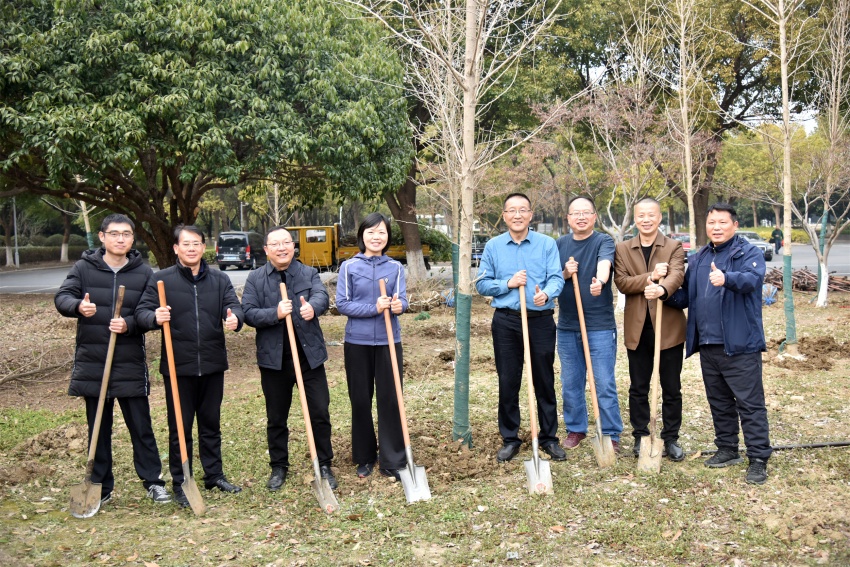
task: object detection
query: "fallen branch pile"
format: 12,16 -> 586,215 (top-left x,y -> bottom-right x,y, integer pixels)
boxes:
765,268 -> 850,292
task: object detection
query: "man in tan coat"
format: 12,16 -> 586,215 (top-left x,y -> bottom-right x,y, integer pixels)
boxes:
614,198 -> 687,460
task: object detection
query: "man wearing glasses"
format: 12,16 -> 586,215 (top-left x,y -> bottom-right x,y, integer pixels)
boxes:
137,225 -> 244,507
476,193 -> 566,463
55,214 -> 171,506
241,226 -> 337,492
557,196 -> 624,453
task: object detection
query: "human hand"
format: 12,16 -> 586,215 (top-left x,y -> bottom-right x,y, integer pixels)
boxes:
709,262 -> 725,287
155,305 -> 171,324
277,298 -> 293,319
508,270 -> 527,289
224,308 -> 238,331
590,277 -> 603,296
376,293 -> 392,313
299,296 -> 315,321
563,259 -> 578,277
651,262 -> 668,281
644,276 -> 664,300
78,293 -> 96,317
109,317 -> 127,334
532,284 -> 547,307
390,293 -> 403,314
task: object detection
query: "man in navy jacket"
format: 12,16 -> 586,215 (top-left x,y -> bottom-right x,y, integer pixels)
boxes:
241,226 -> 336,492
666,203 -> 771,485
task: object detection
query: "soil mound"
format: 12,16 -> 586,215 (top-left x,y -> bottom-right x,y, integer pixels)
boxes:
768,336 -> 850,371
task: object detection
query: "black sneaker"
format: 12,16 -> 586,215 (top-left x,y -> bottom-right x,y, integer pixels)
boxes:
173,486 -> 190,508
100,492 -> 112,505
146,485 -> 172,504
746,458 -> 768,485
705,447 -> 744,468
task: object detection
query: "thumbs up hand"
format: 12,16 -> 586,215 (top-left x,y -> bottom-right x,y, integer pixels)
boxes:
224,307 -> 239,331
709,261 -> 725,287
78,292 -> 96,317
532,284 -> 548,307
590,276 -> 603,296
299,296 -> 315,321
390,293 -> 404,315
644,275 -> 663,300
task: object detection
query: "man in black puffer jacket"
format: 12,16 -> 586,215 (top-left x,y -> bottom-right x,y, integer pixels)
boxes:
136,225 -> 244,507
55,214 -> 170,505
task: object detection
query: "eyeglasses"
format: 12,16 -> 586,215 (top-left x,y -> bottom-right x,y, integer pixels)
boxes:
104,231 -> 134,239
179,241 -> 204,249
266,241 -> 294,249
568,211 -> 596,218
504,208 -> 532,216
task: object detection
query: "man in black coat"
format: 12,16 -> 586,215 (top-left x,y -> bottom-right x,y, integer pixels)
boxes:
136,225 -> 244,507
241,226 -> 336,491
55,214 -> 170,505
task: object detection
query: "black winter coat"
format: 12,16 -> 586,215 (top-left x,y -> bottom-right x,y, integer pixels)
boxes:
242,260 -> 329,371
135,261 -> 244,377
54,248 -> 152,398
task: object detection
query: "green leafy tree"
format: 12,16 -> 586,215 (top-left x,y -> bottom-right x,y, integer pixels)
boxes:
0,0 -> 412,266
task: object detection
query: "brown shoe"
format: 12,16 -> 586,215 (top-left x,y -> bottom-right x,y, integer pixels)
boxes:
561,432 -> 586,449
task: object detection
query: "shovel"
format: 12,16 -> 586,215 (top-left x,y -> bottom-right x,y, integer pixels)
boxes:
637,279 -> 665,474
158,280 -> 206,516
570,260 -> 617,468
518,285 -> 554,495
70,285 -> 125,518
378,279 -> 431,503
280,283 -> 339,514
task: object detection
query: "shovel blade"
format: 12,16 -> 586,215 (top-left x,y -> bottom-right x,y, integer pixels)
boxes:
523,457 -> 553,495
590,433 -> 617,468
311,478 -> 340,514
69,479 -> 102,519
636,436 -> 664,474
181,461 -> 206,516
398,464 -> 431,503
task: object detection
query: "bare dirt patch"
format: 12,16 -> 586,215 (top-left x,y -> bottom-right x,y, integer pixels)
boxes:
767,335 -> 850,370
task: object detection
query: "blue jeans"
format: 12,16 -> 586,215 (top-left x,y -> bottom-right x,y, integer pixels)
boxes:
558,329 -> 623,441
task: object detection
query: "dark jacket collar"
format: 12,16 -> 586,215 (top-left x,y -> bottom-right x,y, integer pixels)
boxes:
82,247 -> 143,271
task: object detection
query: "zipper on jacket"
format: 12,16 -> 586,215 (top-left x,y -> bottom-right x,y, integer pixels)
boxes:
194,284 -> 202,376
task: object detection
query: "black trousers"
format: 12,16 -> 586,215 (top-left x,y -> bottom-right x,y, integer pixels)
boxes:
260,362 -> 333,469
626,318 -> 684,442
162,372 -> 225,486
344,342 -> 406,470
84,396 -> 164,496
699,345 -> 772,460
491,309 -> 559,447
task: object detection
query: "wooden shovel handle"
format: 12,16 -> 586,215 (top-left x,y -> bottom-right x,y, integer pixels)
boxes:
157,280 -> 191,465
569,258 -> 603,422
648,278 -> 665,427
85,285 -> 126,466
378,279 -> 411,447
518,285 -> 539,441
280,283 -> 321,463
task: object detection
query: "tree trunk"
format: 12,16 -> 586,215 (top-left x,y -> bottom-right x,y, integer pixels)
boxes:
0,210 -> 13,267
60,211 -> 71,262
773,204 -> 781,227
385,160 -> 427,281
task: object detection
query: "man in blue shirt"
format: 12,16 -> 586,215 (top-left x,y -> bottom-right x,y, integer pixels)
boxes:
557,196 -> 623,453
476,193 -> 566,463
666,203 -> 770,485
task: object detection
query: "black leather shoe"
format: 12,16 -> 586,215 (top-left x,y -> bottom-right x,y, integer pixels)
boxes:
541,442 -> 567,461
267,467 -> 287,491
664,440 -> 685,462
319,465 -> 338,490
633,438 -> 642,457
496,443 -> 521,463
206,477 -> 242,493
379,468 -> 401,481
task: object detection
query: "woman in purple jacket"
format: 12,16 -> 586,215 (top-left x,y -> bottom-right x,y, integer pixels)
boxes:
336,213 -> 409,479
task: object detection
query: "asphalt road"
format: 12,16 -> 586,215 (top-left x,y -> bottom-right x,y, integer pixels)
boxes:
1,242 -> 848,294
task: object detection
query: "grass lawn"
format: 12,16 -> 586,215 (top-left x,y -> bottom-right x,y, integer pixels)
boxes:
1,287 -> 848,566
